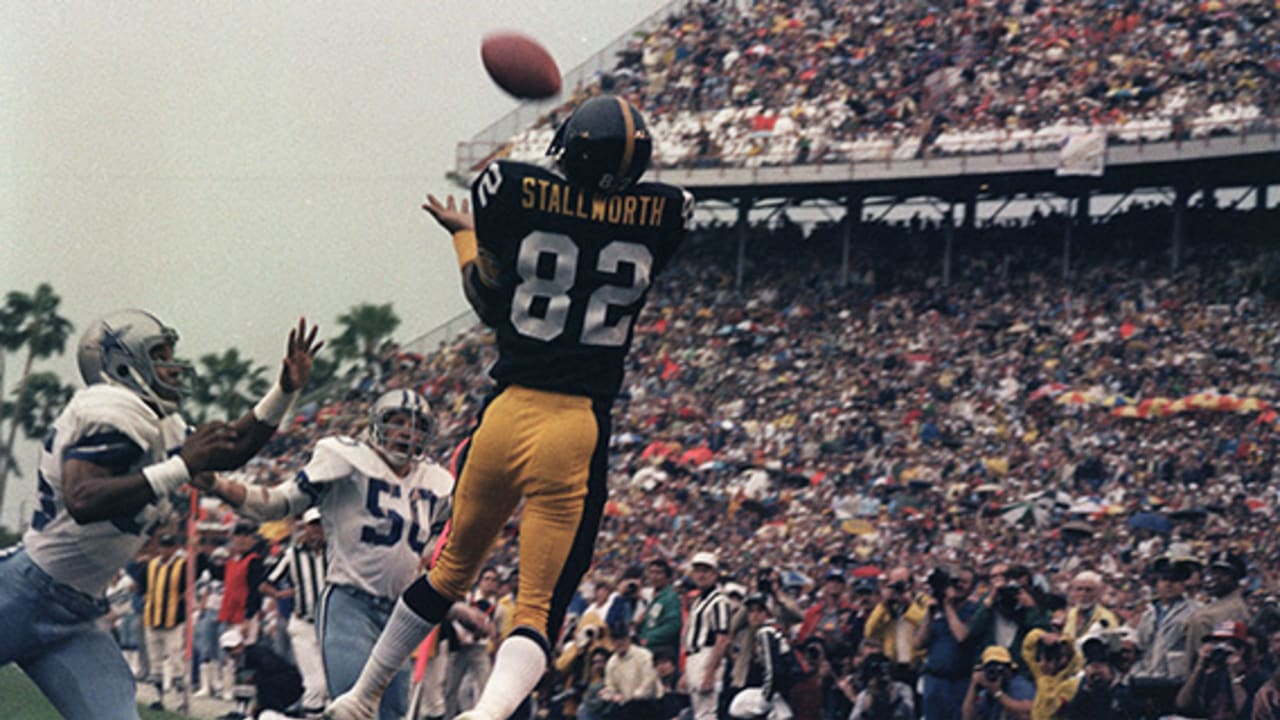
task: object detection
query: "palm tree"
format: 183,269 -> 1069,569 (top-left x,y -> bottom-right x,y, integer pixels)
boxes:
0,285 -> 74,519
3,372 -> 73,443
0,306 -> 24,435
191,348 -> 269,421
330,303 -> 400,374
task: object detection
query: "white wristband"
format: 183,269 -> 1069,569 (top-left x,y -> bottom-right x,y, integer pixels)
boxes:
253,381 -> 298,426
143,455 -> 191,497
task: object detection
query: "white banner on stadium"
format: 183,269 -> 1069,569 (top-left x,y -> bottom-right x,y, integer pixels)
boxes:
1056,131 -> 1107,177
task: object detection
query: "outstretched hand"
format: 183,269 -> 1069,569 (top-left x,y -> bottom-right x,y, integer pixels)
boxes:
423,194 -> 474,234
280,317 -> 323,393
180,423 -> 238,474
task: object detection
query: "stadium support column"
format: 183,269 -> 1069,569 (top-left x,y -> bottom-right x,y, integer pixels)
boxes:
1065,191 -> 1089,282
1062,207 -> 1072,283
1171,186 -> 1188,274
942,204 -> 956,288
735,195 -> 752,292
841,195 -> 862,288
1259,185 -> 1269,210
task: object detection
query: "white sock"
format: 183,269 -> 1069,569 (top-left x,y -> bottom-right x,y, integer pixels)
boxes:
471,634 -> 546,720
349,598 -> 435,700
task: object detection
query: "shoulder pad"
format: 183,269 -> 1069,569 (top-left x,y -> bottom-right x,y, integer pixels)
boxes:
304,436 -> 370,483
72,385 -> 164,450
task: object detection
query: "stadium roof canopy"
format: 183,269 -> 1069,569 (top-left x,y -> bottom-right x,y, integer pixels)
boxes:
647,130 -> 1280,206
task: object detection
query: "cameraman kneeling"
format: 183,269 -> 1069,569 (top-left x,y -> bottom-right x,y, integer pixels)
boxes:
1061,632 -> 1138,719
1176,620 -> 1257,719
962,646 -> 1033,720
842,652 -> 915,720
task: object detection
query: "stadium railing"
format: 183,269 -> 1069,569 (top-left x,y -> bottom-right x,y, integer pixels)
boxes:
455,114 -> 1278,184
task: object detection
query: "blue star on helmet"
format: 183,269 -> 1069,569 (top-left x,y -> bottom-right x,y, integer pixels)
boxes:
100,322 -> 136,358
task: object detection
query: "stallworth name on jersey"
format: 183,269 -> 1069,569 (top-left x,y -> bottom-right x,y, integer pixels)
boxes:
520,176 -> 667,228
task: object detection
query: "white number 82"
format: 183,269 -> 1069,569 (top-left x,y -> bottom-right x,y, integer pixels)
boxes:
510,231 -> 653,347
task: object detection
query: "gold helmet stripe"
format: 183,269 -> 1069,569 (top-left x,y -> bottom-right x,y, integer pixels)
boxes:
615,97 -> 636,186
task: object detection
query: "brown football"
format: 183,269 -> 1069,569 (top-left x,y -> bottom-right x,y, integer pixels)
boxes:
481,32 -> 562,100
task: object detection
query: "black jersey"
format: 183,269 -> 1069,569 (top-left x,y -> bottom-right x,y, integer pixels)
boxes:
468,160 -> 690,400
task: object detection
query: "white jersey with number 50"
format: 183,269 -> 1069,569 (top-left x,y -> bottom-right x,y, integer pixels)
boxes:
22,384 -> 187,597
295,436 -> 453,600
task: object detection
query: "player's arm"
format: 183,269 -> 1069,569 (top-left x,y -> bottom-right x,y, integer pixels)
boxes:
195,472 -> 312,522
195,438 -> 343,520
422,192 -> 505,327
62,421 -> 238,525
214,318 -> 323,469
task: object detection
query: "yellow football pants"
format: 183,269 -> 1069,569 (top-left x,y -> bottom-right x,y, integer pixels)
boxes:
428,385 -> 610,642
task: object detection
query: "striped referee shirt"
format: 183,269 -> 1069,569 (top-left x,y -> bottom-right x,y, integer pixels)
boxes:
142,554 -> 187,629
266,541 -> 328,623
684,586 -> 732,654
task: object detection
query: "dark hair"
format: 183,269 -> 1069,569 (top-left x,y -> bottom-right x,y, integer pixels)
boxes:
1005,565 -> 1032,582
647,558 -> 674,578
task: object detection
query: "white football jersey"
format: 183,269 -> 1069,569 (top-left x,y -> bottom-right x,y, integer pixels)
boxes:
23,384 -> 187,597
296,436 -> 453,599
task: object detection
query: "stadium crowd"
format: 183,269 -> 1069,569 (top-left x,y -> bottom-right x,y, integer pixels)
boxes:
97,198 -> 1280,720
495,0 -> 1277,167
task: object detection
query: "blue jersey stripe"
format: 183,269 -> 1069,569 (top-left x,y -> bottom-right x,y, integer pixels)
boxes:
64,430 -> 145,470
295,470 -> 322,503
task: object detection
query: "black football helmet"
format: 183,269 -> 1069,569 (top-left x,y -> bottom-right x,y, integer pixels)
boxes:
547,95 -> 652,194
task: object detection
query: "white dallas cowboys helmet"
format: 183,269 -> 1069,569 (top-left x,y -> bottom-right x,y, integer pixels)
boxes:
369,389 -> 434,465
77,309 -> 193,413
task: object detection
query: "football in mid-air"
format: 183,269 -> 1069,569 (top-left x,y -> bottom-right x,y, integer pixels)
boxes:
481,32 -> 561,100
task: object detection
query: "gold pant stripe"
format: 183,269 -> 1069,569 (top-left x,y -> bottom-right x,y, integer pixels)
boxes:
429,385 -> 609,640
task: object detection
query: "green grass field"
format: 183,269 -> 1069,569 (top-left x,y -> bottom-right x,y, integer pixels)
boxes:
1,664 -> 194,720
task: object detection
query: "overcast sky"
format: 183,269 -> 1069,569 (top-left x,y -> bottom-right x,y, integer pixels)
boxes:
0,0 -> 673,528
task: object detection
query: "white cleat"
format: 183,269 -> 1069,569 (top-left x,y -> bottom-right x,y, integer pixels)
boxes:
323,693 -> 378,720
453,713 -> 497,720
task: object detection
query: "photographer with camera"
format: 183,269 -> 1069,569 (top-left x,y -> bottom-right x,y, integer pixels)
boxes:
839,651 -> 915,720
914,566 -> 980,720
752,567 -> 804,629
968,564 -> 1051,676
1060,632 -> 1139,719
1250,653 -> 1280,720
961,646 -> 1035,720
1176,620 -> 1261,719
1021,627 -> 1082,720
865,567 -> 929,685
606,565 -> 646,637
799,570 -> 855,650
552,619 -> 610,718
784,636 -> 835,720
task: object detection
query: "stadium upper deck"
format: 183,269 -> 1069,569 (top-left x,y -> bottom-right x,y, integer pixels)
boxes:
455,0 -> 1280,200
